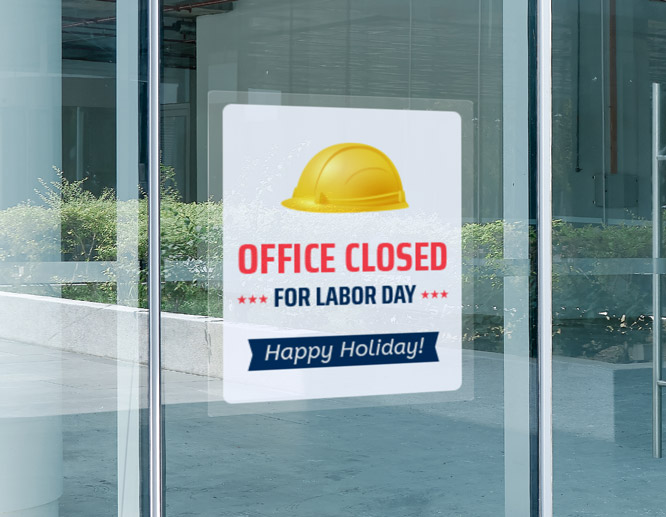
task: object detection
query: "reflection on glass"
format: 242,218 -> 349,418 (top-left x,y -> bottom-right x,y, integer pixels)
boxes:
0,1 -> 146,515
553,1 -> 666,515
160,1 -> 534,516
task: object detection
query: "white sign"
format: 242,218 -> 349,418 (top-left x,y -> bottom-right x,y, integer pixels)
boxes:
222,104 -> 462,403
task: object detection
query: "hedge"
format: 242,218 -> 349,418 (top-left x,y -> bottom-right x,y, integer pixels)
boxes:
0,169 -> 658,362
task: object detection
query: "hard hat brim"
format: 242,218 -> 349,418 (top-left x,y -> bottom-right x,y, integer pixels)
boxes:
281,197 -> 408,213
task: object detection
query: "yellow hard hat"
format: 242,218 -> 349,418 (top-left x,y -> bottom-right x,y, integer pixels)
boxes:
282,143 -> 409,213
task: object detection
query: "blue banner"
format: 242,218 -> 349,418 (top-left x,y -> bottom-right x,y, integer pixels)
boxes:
248,332 -> 439,371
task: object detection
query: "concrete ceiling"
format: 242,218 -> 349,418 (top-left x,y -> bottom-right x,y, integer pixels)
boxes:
62,0 -> 236,68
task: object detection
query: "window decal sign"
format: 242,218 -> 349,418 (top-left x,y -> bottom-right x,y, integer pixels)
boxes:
281,143 -> 409,213
222,104 -> 462,403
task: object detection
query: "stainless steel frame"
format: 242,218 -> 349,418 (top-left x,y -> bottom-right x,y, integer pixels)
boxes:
653,82 -> 664,459
148,0 -> 163,515
538,0 -> 554,514
145,1 -> 555,515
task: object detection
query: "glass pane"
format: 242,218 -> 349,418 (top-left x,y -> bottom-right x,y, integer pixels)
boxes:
553,1 -> 666,515
0,2 -> 147,515
162,1 -> 536,515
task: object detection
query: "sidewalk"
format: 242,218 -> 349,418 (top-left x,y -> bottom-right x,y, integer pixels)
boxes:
1,340 -> 664,516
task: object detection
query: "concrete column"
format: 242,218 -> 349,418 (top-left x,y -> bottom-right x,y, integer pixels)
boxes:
0,0 -> 62,209
0,1 -> 63,516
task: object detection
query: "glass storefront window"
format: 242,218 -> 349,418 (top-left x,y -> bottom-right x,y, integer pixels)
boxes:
0,1 -> 147,515
12,1 -> 666,516
160,1 -> 537,516
553,1 -> 666,515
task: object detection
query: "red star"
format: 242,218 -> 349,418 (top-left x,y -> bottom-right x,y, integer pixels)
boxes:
238,296 -> 246,304
249,295 -> 257,304
421,291 -> 429,299
440,290 -> 448,298
259,295 -> 268,304
431,290 -> 439,298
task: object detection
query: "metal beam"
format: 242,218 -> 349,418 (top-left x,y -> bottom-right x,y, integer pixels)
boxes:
148,0 -> 163,515
537,0 -> 554,514
652,82 -> 663,459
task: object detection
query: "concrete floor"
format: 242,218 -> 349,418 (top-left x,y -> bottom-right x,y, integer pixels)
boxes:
2,339 -> 666,516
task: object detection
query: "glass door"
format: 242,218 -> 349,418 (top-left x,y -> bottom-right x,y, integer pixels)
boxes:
0,1 -> 555,516
0,1 -> 147,516
552,1 -> 666,515
160,1 -> 540,516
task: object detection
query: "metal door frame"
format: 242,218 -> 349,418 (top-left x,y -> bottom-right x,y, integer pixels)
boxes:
653,82 -> 665,459
145,0 -> 556,516
537,0 -> 553,515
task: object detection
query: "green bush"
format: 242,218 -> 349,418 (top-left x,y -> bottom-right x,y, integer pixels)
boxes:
553,219 -> 651,258
0,167 -> 222,315
0,170 -> 659,361
0,204 -> 60,261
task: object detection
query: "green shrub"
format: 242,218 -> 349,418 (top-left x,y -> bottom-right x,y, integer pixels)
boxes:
0,204 -> 60,261
0,170 -> 659,361
0,167 -> 222,315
